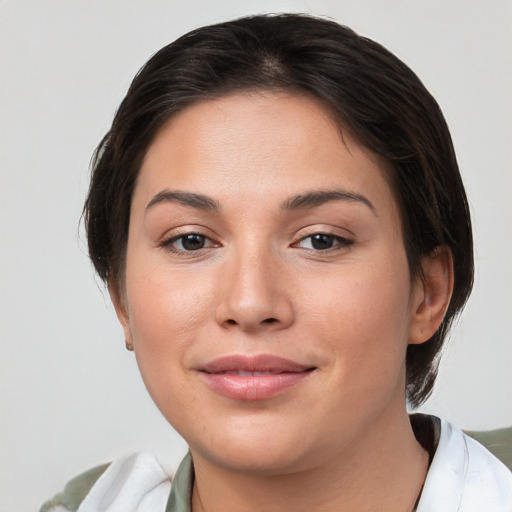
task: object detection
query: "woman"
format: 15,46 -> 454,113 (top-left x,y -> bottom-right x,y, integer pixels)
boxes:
41,13 -> 512,512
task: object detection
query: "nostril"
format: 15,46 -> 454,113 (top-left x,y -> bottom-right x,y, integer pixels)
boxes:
222,317 -> 282,329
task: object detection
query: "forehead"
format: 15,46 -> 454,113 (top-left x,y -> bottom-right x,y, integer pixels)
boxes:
135,92 -> 396,215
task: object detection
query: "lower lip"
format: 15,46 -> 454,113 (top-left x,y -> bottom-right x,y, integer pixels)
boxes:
200,372 -> 312,400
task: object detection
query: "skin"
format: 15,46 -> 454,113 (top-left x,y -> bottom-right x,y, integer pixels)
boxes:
112,92 -> 453,511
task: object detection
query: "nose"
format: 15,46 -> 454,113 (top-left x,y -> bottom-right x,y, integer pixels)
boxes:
214,246 -> 295,333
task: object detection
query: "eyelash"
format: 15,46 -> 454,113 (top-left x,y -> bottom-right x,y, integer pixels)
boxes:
294,233 -> 354,252
160,231 -> 354,255
160,232 -> 219,255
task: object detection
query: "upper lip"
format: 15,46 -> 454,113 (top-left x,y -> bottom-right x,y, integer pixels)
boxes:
200,354 -> 315,374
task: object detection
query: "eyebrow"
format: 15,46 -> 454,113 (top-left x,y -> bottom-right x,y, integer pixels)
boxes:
282,190 -> 376,214
146,190 -> 220,212
145,188 -> 376,215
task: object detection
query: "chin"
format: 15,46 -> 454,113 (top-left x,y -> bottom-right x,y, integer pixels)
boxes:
192,440 -> 313,476
182,411 -> 332,476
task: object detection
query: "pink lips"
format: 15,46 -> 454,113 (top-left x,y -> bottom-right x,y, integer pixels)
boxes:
199,355 -> 315,401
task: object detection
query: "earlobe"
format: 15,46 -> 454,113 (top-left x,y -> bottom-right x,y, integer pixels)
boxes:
108,279 -> 132,344
408,247 -> 454,345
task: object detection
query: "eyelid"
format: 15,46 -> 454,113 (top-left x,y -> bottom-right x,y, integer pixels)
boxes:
290,224 -> 356,252
292,224 -> 354,240
293,233 -> 354,250
158,224 -> 218,242
158,226 -> 222,254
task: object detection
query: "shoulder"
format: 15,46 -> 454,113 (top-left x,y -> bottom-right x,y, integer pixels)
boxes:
460,425 -> 512,510
418,418 -> 512,512
465,426 -> 512,471
39,452 -> 172,512
39,463 -> 110,512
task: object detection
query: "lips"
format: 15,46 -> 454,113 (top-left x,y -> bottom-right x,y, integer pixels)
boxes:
217,370 -> 283,376
199,355 -> 316,401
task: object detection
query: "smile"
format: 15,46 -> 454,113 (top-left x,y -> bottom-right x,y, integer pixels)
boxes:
213,370 -> 293,376
199,355 -> 316,401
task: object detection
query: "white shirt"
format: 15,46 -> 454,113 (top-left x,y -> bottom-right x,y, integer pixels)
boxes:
417,418 -> 512,511
60,418 -> 512,512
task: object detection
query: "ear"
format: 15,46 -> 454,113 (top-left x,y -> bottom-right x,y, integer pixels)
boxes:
108,278 -> 132,343
408,246 -> 454,345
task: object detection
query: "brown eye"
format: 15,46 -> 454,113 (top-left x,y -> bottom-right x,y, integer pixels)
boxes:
162,232 -> 219,253
295,233 -> 354,251
180,234 -> 206,251
310,234 -> 335,250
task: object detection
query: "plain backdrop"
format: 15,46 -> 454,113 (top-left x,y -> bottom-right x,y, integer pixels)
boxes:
1,1 -> 511,511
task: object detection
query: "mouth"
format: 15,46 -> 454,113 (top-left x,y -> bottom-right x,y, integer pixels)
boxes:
199,354 -> 317,401
214,370 -> 296,376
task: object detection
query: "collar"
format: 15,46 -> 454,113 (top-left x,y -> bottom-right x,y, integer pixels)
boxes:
166,452 -> 193,512
417,418 -> 512,511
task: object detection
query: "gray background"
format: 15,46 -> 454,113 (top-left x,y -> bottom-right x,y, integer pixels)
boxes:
1,1 -> 511,511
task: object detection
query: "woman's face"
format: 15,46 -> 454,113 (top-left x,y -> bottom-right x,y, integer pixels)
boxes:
115,92 -> 426,474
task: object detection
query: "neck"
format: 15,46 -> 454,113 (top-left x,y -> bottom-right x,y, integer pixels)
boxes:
190,408 -> 428,512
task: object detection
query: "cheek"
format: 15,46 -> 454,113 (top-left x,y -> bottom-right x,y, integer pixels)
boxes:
301,257 -> 412,375
127,255 -> 212,332
124,265 -> 212,390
